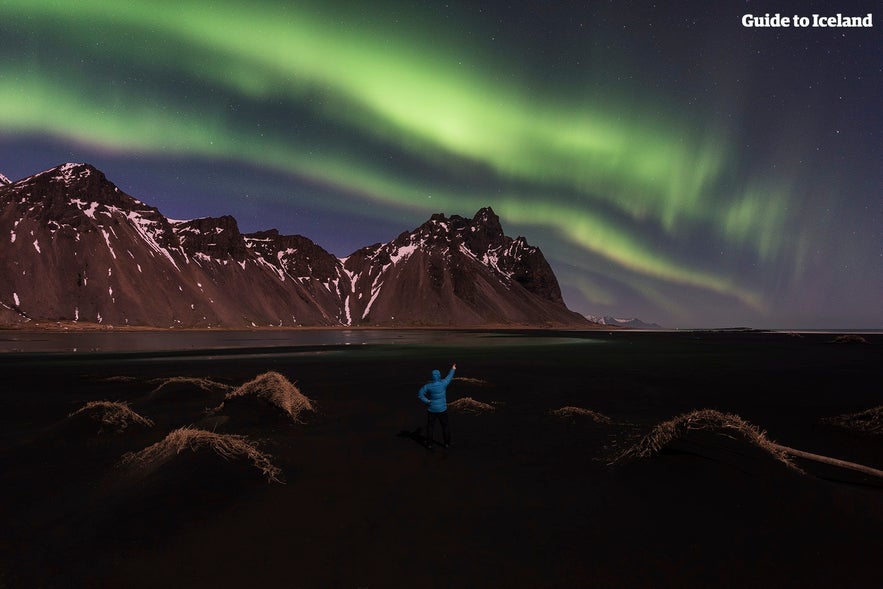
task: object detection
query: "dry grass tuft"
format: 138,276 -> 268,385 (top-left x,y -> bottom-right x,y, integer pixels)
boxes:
151,376 -> 233,394
219,371 -> 315,423
454,376 -> 491,386
550,406 -> 612,424
100,376 -> 138,383
612,408 -> 797,469
448,397 -> 495,414
822,406 -> 883,435
831,334 -> 868,344
121,426 -> 283,483
68,401 -> 154,434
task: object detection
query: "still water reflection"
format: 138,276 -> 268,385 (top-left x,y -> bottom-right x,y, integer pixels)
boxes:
0,329 -> 603,354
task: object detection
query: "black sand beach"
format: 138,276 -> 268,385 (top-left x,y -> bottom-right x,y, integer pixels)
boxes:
1,330 -> 881,588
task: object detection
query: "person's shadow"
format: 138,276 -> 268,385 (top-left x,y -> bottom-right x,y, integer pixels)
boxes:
397,427 -> 431,449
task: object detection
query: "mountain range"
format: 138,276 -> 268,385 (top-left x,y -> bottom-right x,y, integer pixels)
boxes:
1,163 -> 592,329
585,315 -> 663,330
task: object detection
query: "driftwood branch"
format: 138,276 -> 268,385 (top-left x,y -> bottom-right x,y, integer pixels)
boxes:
772,443 -> 883,480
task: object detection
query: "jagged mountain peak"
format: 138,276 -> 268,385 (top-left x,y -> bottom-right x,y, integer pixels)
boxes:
0,172 -> 10,186
463,209 -> 505,253
50,161 -> 96,177
472,206 -> 502,230
416,212 -> 456,235
0,162 -> 177,247
3,161 -> 140,211
354,208 -> 547,283
402,207 -> 506,251
7,162 -> 153,208
27,162 -> 102,187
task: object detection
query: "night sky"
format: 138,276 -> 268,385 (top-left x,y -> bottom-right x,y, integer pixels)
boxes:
1,1 -> 880,329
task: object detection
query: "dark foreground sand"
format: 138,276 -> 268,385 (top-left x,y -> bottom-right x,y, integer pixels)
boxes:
0,330 -> 881,588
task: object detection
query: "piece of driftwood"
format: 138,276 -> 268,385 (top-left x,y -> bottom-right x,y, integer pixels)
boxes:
773,443 -> 883,480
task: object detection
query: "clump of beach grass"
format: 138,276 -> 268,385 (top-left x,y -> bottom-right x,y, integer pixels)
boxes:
550,406 -> 613,424
611,409 -> 883,481
611,408 -> 797,470
100,376 -> 138,383
68,401 -> 154,434
215,371 -> 315,423
150,376 -> 233,395
120,426 -> 283,483
449,397 -> 495,414
454,376 -> 491,386
831,334 -> 868,344
822,406 -> 883,435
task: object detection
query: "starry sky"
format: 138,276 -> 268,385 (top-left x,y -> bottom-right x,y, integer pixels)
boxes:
1,0 -> 880,329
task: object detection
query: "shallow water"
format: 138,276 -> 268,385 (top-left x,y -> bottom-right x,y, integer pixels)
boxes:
0,328 -> 603,354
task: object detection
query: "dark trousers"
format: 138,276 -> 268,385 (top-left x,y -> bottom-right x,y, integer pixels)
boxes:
426,410 -> 450,446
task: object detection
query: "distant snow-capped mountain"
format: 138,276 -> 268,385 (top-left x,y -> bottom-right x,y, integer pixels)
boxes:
0,172 -> 10,186
1,163 -> 590,328
585,315 -> 663,329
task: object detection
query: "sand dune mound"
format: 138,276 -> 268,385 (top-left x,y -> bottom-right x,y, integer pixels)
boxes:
215,371 -> 315,423
121,426 -> 282,483
550,406 -> 612,424
822,405 -> 883,435
613,409 -> 796,469
449,397 -> 495,414
67,401 -> 154,434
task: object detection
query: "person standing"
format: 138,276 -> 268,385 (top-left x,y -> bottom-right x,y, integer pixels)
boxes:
417,363 -> 456,449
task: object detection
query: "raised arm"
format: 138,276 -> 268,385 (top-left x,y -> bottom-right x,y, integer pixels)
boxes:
442,364 -> 456,385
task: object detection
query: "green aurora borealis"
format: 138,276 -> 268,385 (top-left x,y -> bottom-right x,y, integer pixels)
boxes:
1,0 -> 880,328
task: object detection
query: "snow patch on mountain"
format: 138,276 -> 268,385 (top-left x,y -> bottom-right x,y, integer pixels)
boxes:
129,211 -> 180,269
390,242 -> 419,264
100,229 -> 117,259
256,255 -> 287,281
363,271 -> 386,319
68,199 -> 100,221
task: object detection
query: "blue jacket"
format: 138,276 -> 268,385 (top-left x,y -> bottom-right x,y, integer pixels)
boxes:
417,367 -> 455,413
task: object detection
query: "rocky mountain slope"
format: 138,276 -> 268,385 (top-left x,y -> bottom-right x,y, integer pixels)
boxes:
1,163 -> 590,328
